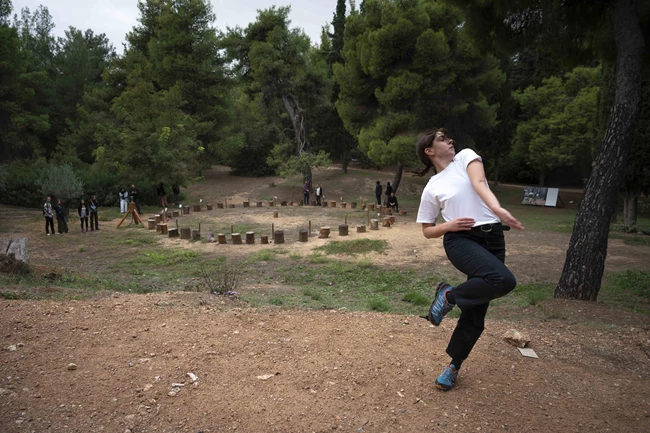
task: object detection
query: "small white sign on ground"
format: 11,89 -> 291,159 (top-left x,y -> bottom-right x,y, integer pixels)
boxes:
518,347 -> 539,358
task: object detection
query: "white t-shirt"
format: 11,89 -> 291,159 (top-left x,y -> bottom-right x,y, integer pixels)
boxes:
416,149 -> 499,226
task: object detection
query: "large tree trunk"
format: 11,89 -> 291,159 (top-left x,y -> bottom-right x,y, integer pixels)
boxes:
555,0 -> 644,301
623,188 -> 639,233
391,164 -> 404,194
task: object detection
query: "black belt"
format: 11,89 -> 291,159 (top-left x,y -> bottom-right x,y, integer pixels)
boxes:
471,223 -> 510,232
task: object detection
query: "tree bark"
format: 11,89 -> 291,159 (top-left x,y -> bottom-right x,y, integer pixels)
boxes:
555,0 -> 644,301
623,188 -> 639,233
392,164 -> 404,194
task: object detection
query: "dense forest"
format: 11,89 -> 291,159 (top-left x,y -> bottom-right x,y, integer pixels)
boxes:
1,0 -> 649,298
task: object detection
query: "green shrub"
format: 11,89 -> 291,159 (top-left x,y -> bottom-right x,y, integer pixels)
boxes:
402,292 -> 430,306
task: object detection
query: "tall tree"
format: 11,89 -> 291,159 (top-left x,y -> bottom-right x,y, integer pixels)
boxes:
334,0 -> 505,192
223,6 -> 331,184
450,0 -> 647,300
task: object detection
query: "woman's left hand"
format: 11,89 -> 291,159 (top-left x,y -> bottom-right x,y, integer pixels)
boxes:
494,207 -> 525,231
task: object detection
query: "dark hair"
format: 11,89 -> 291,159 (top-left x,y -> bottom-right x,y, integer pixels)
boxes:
415,128 -> 446,177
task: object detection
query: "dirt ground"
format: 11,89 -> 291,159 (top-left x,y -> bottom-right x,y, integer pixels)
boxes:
2,166 -> 650,432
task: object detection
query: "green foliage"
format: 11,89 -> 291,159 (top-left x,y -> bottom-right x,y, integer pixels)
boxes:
368,297 -> 390,312
334,0 -> 505,168
36,163 -> 84,203
0,158 -> 49,206
313,238 -> 388,256
511,66 -> 600,185
402,292 -> 430,306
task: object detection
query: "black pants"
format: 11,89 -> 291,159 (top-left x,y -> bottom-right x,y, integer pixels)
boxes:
376,194 -> 381,205
442,228 -> 516,362
316,195 -> 322,206
56,217 -> 68,233
134,200 -> 141,214
303,193 -> 309,205
90,212 -> 99,230
45,217 -> 54,234
80,217 -> 89,230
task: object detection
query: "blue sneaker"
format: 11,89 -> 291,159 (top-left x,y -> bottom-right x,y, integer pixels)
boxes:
435,364 -> 458,391
427,282 -> 455,326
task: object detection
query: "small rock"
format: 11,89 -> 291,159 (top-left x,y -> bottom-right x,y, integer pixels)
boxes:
187,372 -> 198,383
7,345 -> 17,352
256,373 -> 277,380
67,363 -> 78,371
168,391 -> 177,397
143,384 -> 153,392
503,329 -> 530,348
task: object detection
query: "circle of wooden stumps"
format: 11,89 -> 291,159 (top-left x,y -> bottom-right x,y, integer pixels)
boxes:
246,232 -> 255,244
339,224 -> 349,236
319,226 -> 330,239
299,228 -> 308,242
370,219 -> 379,230
274,230 -> 285,244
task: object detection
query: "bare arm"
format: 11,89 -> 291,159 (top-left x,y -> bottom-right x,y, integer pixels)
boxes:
421,218 -> 475,239
466,159 -> 525,230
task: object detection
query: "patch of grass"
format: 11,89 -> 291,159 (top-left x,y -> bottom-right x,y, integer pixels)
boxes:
368,297 -> 390,312
117,235 -> 158,247
289,253 -> 301,260
314,239 -> 388,256
302,287 -> 322,301
600,270 -> 650,313
513,283 -> 555,306
269,297 -> 285,306
248,250 -> 277,262
78,246 -> 85,252
402,292 -> 430,306
307,253 -> 332,264
0,291 -> 24,300
139,250 -> 201,266
608,232 -> 650,247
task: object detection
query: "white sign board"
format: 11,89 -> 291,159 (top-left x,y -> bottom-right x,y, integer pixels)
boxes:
545,188 -> 559,207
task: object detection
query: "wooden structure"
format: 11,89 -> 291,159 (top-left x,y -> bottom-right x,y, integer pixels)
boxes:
269,201 -> 275,207
351,202 -> 357,209
217,203 -> 224,209
261,235 -> 269,244
246,232 -> 255,244
299,228 -> 308,242
116,202 -> 145,228
339,224 -> 349,236
229,204 -> 236,208
323,201 -> 328,207
168,228 -> 179,238
357,225 -> 366,233
389,216 -> 396,224
172,210 -> 180,217
341,202 -> 347,208
367,204 -> 375,211
370,219 -> 379,230
273,211 -> 279,218
147,218 -> 156,230
274,230 -> 285,244
192,204 -> 201,212
206,204 -> 213,211
330,201 -> 336,208
243,201 -> 250,207
217,233 -> 227,244
192,230 -> 201,241
256,201 -> 263,207
382,217 -> 392,227
157,223 -> 168,235
180,227 -> 191,239
318,226 -> 330,239
231,233 -> 242,244
183,205 -> 190,215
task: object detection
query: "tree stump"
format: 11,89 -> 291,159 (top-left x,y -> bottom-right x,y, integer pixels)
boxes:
323,201 -> 328,207
207,204 -> 213,211
192,230 -> 201,241
261,235 -> 269,244
370,219 -> 379,230
147,218 -> 156,230
318,227 -> 330,239
274,230 -> 285,244
231,233 -> 242,244
256,201 -> 263,207
183,205 -> 190,215
158,223 -> 168,235
351,202 -> 357,209
192,205 -> 201,212
217,233 -> 227,244
217,202 -> 224,209
399,210 -> 407,215
310,200 -> 317,206
341,202 -> 347,208
330,201 -> 336,208
273,211 -> 279,218
367,204 -> 375,211
155,214 -> 161,224
180,227 -> 191,239
357,225 -> 366,233
339,224 -> 349,236
243,201 -> 250,207
299,228 -> 309,242
246,231 -> 255,244
382,217 -> 392,227
172,210 -> 180,217
389,216 -> 396,224
0,237 -> 29,274
269,201 -> 275,207
288,201 -> 293,206
281,201 -> 287,206
229,204 -> 236,208
156,222 -> 162,233
168,228 -> 179,238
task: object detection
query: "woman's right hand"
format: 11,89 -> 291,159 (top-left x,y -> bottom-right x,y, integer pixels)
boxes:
446,217 -> 476,232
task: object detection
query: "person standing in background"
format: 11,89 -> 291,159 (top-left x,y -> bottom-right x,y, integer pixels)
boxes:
43,197 -> 55,235
78,199 -> 89,233
375,181 -> 382,205
89,195 -> 100,231
385,181 -> 393,206
303,181 -> 310,206
54,199 -> 68,234
315,183 -> 324,206
130,184 -> 142,215
119,187 -> 129,213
